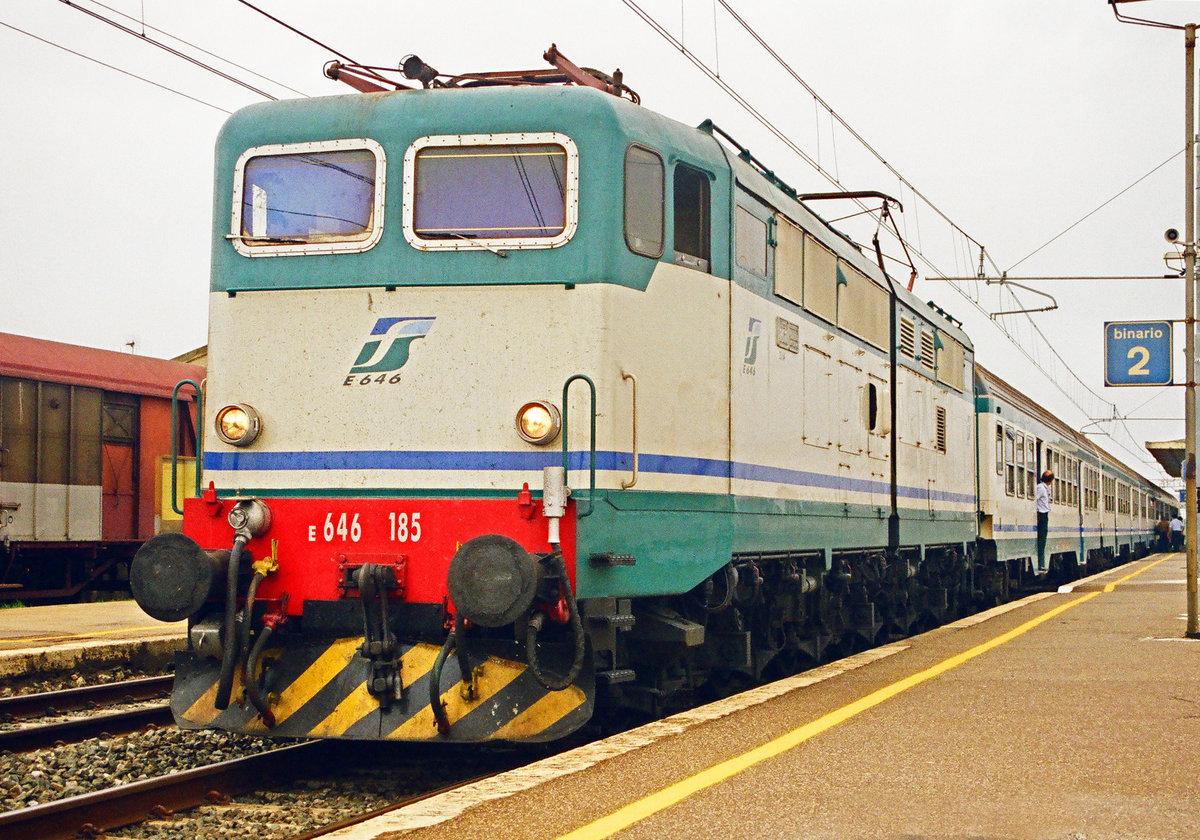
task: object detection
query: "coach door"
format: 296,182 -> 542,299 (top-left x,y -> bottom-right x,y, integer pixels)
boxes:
101,395 -> 138,541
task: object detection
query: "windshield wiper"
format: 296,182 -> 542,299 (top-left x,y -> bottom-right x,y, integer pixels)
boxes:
225,233 -> 309,245
448,233 -> 507,258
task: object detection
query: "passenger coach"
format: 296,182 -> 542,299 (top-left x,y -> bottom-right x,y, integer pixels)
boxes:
977,365 -> 1173,587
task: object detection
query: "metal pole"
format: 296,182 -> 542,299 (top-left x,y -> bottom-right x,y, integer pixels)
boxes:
1184,23 -> 1199,638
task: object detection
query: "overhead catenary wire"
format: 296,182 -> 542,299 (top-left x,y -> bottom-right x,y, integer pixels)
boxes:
0,18 -> 231,113
59,0 -> 280,100
714,0 -> 999,275
79,0 -> 311,98
233,0 -> 394,89
1006,148 -> 1184,273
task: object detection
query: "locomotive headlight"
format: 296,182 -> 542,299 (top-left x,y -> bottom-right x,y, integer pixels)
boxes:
516,400 -> 561,445
215,403 -> 262,447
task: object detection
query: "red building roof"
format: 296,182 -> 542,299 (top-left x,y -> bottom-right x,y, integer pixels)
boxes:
0,332 -> 205,400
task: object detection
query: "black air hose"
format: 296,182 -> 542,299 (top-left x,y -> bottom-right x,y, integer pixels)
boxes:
525,550 -> 585,691
238,571 -> 274,725
240,572 -> 264,673
214,535 -> 247,711
243,623 -> 276,727
430,630 -> 455,735
453,612 -> 473,696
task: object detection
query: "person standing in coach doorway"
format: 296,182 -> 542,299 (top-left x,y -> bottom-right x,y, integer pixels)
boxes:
1036,470 -> 1053,572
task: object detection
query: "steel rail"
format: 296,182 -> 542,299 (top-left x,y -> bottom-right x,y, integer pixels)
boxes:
0,741 -> 326,840
0,675 -> 174,720
0,704 -> 174,753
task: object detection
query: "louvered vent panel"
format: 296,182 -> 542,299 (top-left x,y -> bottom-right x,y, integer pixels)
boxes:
899,318 -> 916,358
920,331 -> 936,370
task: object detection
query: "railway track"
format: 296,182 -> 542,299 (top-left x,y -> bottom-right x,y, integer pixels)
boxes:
0,741 -> 324,840
0,675 -> 173,720
0,705 -> 174,754
0,675 -> 175,754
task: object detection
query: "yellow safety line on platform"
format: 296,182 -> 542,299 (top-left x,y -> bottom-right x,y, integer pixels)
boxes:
1103,555 -> 1169,593
556,560 -> 1165,840
0,626 -> 181,645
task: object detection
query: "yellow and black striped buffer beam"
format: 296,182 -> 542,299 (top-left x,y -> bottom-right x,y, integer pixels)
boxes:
169,637 -> 594,743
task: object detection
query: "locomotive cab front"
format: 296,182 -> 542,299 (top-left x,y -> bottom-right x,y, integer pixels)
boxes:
131,77 -> 724,743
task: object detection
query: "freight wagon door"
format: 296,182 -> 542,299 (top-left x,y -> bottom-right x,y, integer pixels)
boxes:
101,395 -> 138,541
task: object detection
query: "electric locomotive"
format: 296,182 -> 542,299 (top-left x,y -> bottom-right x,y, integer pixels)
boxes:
129,49 -> 1164,744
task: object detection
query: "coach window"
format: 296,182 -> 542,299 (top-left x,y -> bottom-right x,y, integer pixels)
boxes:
995,424 -> 1004,476
624,145 -> 664,258
405,132 -> 578,252
1053,453 -> 1062,503
231,138 -> 385,258
1005,428 -> 1016,496
1015,435 -> 1026,499
673,164 -> 711,271
1045,447 -> 1054,500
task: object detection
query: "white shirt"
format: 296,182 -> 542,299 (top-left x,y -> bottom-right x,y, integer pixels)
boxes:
1035,482 -> 1051,514
1171,517 -> 1184,532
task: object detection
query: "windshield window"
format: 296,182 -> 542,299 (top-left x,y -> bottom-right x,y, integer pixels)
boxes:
404,133 -> 577,251
242,150 -> 376,239
414,144 -> 566,240
231,139 -> 385,257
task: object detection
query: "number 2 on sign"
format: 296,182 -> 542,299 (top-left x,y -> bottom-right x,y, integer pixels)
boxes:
388,511 -> 421,542
1127,346 -> 1150,377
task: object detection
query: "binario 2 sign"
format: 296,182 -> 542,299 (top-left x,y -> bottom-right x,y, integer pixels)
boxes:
1104,320 -> 1173,386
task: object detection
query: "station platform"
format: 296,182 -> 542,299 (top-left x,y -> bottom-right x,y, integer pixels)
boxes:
0,600 -> 184,679
332,552 -> 1200,840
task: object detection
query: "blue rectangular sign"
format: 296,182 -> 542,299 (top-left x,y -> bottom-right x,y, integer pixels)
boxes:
1104,320 -> 1173,386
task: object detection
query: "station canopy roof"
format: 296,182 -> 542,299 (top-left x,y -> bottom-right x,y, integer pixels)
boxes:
1146,439 -> 1185,479
0,332 -> 205,400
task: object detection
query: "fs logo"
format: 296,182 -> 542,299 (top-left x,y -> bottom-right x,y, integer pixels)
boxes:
743,317 -> 763,368
348,317 -> 435,380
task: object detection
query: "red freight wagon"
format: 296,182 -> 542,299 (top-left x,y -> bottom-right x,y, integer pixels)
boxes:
0,332 -> 204,601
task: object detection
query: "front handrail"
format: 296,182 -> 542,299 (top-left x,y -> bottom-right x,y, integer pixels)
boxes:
170,379 -> 204,515
561,374 -> 596,518
621,371 -> 638,489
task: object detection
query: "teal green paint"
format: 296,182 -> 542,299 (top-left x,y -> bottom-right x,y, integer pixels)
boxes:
211,87 -> 731,295
574,490 -> 975,599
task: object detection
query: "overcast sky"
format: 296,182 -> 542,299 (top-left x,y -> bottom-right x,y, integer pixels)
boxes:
3,0 -> 1199,483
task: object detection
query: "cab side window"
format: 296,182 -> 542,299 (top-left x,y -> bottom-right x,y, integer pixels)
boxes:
624,145 -> 664,258
673,165 -> 710,271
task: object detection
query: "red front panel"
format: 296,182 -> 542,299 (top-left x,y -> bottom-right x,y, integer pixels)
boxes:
183,496 -> 576,615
